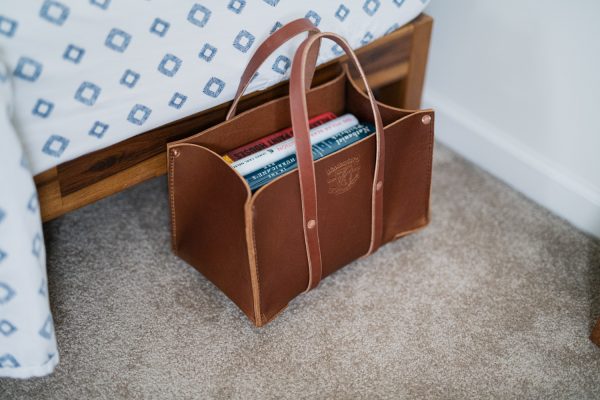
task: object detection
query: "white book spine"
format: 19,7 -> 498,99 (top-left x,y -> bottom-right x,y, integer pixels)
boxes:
230,114 -> 359,176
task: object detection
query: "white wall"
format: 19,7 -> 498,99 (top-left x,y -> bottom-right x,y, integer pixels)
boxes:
423,0 -> 600,238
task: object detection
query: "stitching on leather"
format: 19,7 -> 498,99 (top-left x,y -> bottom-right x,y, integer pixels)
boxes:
168,150 -> 178,253
424,114 -> 435,223
246,203 -> 262,326
250,211 -> 262,325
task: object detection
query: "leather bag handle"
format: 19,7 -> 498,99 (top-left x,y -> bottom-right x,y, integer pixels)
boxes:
226,18 -> 320,120
289,32 -> 386,292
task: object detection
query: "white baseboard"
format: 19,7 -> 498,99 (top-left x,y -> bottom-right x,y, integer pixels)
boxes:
423,89 -> 600,239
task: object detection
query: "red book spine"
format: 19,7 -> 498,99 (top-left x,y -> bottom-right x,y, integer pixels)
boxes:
223,112 -> 337,162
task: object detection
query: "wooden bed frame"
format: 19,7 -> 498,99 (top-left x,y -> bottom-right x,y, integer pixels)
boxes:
35,14 -> 433,222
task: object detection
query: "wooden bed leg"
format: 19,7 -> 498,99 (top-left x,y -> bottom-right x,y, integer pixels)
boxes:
591,318 -> 600,347
401,14 -> 433,109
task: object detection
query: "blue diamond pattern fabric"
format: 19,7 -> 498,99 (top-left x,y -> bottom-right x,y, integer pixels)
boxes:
157,53 -> 182,77
0,282 -> 16,305
169,92 -> 187,109
39,0 -> 69,26
198,43 -> 217,62
90,0 -> 111,10
0,80 -> 58,378
42,134 -> 69,158
63,44 -> 85,64
150,18 -> 169,37
331,44 -> 343,56
304,10 -> 321,27
39,280 -> 47,297
263,0 -> 280,6
228,0 -> 246,14
27,192 -> 38,212
0,16 -> 18,38
272,55 -> 290,75
127,104 -> 152,125
31,233 -> 42,258
270,21 -> 283,34
232,30 -> 255,53
120,69 -> 140,88
0,354 -> 20,368
363,0 -> 381,16
105,28 -> 131,52
0,320 -> 17,337
89,121 -> 109,138
74,81 -> 101,106
13,57 -> 43,82
335,5 -> 350,22
203,77 -> 225,98
361,31 -> 374,45
32,99 -> 54,118
386,23 -> 400,35
0,0 -> 430,378
187,4 -> 211,28
38,315 -> 54,340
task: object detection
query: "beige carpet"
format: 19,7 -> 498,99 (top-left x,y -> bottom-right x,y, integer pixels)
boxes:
2,144 -> 599,399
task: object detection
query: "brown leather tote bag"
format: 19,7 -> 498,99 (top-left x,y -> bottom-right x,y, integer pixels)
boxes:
167,19 -> 434,327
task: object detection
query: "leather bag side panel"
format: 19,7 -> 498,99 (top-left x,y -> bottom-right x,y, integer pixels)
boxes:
169,144 -> 257,322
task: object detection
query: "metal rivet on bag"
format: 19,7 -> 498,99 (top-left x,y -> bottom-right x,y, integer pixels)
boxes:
376,181 -> 383,191
172,149 -> 180,157
421,114 -> 432,125
307,219 -> 316,229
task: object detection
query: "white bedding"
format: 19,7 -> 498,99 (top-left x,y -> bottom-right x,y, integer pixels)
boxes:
2,0 -> 429,175
0,0 -> 429,378
0,76 -> 58,378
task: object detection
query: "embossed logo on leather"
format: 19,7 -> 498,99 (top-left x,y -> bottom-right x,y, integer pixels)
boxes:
327,156 -> 360,195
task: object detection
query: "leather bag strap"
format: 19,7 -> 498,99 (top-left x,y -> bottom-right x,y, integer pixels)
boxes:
289,32 -> 386,292
226,18 -> 319,120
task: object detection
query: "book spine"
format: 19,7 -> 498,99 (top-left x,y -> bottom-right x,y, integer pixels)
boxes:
223,112 -> 337,163
245,155 -> 298,191
231,114 -> 359,176
311,122 -> 375,158
245,123 -> 375,191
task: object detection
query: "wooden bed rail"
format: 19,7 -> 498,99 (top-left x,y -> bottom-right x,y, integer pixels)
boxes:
35,14 -> 433,222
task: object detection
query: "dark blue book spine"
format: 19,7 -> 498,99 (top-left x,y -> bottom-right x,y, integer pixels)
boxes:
245,123 -> 375,191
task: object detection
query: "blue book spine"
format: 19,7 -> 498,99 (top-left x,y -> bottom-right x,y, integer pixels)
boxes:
245,123 -> 375,191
